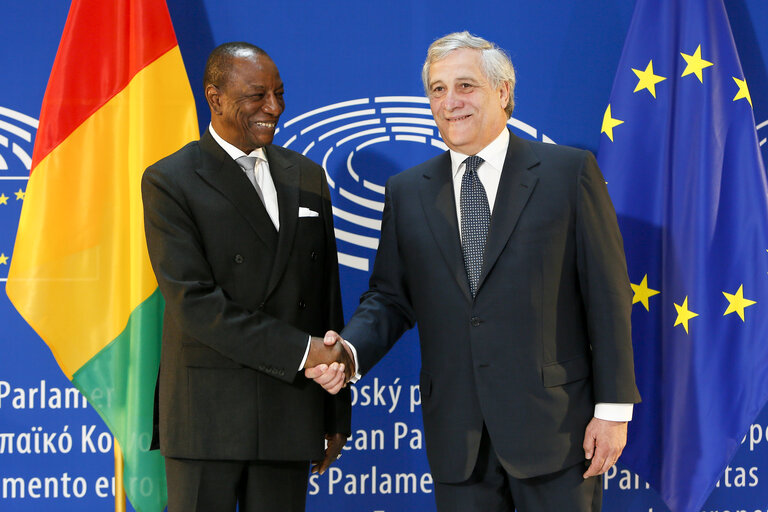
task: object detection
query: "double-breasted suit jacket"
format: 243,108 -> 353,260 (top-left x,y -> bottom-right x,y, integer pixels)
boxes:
142,130 -> 350,462
342,130 -> 640,482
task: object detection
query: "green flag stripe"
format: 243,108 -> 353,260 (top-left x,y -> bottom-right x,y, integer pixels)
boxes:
72,288 -> 166,512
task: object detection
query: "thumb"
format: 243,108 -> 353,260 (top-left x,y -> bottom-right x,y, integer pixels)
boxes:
324,330 -> 341,346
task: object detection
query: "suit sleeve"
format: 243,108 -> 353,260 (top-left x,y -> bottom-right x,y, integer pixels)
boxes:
342,178 -> 417,376
575,151 -> 641,404
318,165 -> 352,434
141,164 -> 309,384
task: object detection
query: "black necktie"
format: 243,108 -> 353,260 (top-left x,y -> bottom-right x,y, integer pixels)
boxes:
460,155 -> 490,297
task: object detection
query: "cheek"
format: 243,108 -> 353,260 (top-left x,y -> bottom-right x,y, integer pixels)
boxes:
237,102 -> 260,119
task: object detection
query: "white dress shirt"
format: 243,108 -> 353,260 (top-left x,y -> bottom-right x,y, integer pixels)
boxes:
209,124 -> 280,230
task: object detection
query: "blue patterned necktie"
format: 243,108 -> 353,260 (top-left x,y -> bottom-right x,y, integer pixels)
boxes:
460,155 -> 489,297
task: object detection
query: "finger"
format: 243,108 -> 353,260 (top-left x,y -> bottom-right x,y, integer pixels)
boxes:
324,372 -> 346,394
315,367 -> 345,394
316,453 -> 334,475
304,364 -> 328,379
584,441 -> 615,477
583,432 -> 596,461
310,460 -> 321,474
312,365 -> 342,387
583,454 -> 608,478
595,454 -> 615,476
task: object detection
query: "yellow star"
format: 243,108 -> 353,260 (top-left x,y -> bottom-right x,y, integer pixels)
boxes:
732,77 -> 753,107
680,45 -> 713,83
674,296 -> 699,334
723,284 -> 756,321
632,60 -> 666,98
14,189 -> 25,200
0,254 -> 8,265
601,105 -> 624,142
0,193 -> 7,205
631,274 -> 660,311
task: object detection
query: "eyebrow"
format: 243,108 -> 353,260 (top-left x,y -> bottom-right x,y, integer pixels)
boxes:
429,76 -> 481,88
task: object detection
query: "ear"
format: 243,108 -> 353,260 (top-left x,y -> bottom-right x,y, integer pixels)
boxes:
498,81 -> 510,111
205,84 -> 222,115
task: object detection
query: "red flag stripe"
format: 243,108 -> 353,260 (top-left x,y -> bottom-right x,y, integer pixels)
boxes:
31,0 -> 178,169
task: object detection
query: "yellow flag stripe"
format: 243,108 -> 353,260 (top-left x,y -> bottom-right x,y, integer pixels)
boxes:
7,47 -> 197,377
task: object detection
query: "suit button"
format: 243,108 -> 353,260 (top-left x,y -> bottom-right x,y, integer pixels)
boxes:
257,302 -> 265,310
234,254 -> 244,264
298,300 -> 307,309
310,251 -> 318,261
471,317 -> 481,327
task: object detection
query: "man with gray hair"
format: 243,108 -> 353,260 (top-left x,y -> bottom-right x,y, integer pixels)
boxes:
307,31 -> 640,511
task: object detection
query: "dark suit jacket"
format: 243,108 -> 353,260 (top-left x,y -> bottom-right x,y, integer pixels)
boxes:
342,131 -> 640,482
142,130 -> 350,461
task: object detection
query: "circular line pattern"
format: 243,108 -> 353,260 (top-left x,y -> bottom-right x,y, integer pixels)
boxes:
0,106 -> 37,175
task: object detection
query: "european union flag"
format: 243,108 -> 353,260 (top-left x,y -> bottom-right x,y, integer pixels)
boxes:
597,1 -> 768,511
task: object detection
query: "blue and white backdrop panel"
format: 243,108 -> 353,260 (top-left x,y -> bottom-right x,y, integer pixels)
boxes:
0,1 -> 766,511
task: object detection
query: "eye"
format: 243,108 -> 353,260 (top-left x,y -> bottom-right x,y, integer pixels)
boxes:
430,85 -> 446,97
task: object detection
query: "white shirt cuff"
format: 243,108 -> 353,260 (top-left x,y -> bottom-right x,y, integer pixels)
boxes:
344,339 -> 362,383
298,335 -> 311,371
594,402 -> 634,421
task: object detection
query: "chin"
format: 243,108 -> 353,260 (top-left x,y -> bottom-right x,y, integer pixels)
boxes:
251,136 -> 274,148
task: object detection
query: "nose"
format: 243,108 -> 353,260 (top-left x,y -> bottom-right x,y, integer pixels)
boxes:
263,92 -> 284,116
443,88 -> 463,111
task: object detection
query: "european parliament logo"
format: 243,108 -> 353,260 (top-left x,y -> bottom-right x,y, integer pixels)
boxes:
274,96 -> 554,273
0,106 -> 35,281
0,106 -> 35,172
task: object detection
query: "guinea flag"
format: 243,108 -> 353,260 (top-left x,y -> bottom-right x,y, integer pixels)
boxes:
6,0 -> 198,510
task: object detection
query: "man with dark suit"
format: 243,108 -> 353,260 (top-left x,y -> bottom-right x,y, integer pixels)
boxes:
307,32 -> 641,511
142,42 -> 353,512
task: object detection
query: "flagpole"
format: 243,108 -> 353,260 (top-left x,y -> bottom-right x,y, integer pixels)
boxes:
115,437 -> 126,512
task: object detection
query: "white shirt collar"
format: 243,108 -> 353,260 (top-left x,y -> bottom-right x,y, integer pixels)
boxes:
449,127 -> 509,179
209,123 -> 267,162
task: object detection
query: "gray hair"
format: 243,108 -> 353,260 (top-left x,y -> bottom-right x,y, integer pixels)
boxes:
422,31 -> 516,118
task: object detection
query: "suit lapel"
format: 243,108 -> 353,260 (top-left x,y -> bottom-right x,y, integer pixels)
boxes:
195,131 -> 278,249
264,146 -> 299,298
418,152 -> 473,301
476,132 -> 540,293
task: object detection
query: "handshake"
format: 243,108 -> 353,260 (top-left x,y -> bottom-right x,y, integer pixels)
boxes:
303,330 -> 355,394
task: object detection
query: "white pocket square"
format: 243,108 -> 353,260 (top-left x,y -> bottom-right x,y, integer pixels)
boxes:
298,206 -> 319,218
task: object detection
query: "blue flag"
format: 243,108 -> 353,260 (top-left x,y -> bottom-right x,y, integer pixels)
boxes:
597,1 -> 768,511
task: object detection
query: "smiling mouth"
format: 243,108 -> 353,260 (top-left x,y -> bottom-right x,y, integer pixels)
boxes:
253,121 -> 276,129
447,114 -> 471,122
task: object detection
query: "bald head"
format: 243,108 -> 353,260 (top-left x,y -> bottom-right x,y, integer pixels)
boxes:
203,42 -> 270,91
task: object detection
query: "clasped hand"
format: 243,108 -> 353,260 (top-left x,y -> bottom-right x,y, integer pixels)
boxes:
304,330 -> 354,394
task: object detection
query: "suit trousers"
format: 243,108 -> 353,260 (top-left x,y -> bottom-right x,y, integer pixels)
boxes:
165,457 -> 309,512
433,426 -> 602,512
